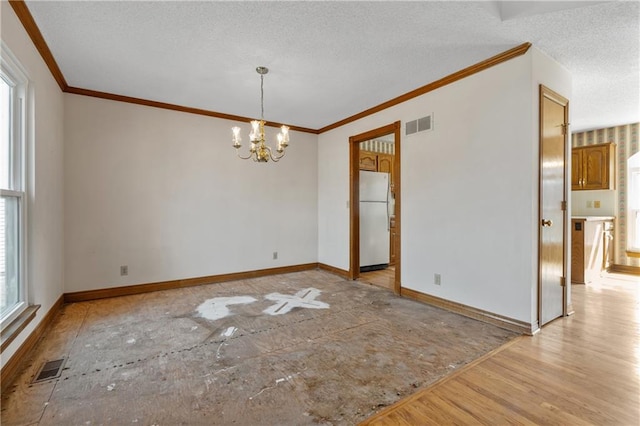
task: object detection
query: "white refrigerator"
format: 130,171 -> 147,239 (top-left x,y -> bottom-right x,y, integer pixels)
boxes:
360,170 -> 392,271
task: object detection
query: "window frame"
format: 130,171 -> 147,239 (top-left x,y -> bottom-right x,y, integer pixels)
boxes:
1,41 -> 29,332
627,156 -> 640,255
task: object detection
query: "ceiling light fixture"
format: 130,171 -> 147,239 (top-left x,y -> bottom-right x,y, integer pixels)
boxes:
232,67 -> 290,162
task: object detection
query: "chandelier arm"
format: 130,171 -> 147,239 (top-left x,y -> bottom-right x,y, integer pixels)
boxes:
271,152 -> 284,162
236,149 -> 254,160
266,145 -> 285,162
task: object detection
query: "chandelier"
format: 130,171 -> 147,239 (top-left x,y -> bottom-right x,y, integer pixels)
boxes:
232,67 -> 290,162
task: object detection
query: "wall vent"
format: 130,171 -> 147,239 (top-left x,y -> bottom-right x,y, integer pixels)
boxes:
405,120 -> 418,135
32,358 -> 66,384
405,114 -> 434,136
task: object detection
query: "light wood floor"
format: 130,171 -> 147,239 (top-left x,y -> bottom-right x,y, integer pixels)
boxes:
361,272 -> 640,425
359,267 -> 395,291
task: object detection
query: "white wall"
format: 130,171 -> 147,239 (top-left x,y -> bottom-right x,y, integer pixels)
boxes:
1,3 -> 65,367
318,48 -> 571,326
571,190 -> 616,216
63,95 -> 318,293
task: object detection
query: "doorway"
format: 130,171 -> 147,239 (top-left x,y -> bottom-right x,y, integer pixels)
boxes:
349,122 -> 401,294
538,85 -> 569,327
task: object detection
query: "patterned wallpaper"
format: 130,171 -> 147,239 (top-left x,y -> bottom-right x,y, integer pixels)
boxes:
573,122 -> 640,267
360,139 -> 395,154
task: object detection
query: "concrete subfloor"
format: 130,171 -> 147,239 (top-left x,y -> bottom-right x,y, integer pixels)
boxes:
1,270 -> 517,425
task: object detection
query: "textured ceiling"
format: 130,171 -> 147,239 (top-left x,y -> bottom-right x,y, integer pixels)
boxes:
23,1 -> 639,131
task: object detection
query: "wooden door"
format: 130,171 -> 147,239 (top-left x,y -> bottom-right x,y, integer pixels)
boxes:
582,145 -> 609,190
539,85 -> 568,327
571,149 -> 582,190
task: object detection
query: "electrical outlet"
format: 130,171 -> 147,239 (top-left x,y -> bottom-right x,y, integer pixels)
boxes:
594,200 -> 601,208
587,201 -> 593,208
120,265 -> 128,276
273,251 -> 278,260
434,273 -> 441,286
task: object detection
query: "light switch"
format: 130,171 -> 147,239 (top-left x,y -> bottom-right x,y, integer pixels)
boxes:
594,200 -> 601,208
587,201 -> 593,208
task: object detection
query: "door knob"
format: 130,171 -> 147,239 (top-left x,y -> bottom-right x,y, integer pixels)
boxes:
541,219 -> 553,227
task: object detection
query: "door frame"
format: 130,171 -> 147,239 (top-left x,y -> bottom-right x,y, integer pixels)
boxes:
349,121 -> 401,294
538,84 -> 570,327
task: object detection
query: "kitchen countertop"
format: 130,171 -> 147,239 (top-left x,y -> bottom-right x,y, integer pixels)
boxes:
571,216 -> 615,221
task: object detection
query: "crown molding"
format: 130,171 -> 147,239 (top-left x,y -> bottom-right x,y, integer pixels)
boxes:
65,86 -> 318,134
9,0 -> 68,91
9,0 -> 530,136
317,42 -> 532,133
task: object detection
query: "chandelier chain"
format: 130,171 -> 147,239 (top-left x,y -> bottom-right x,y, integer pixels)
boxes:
260,74 -> 264,120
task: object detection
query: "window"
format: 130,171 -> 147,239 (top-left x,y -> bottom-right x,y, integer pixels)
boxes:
1,42 -> 28,330
628,152 -> 640,253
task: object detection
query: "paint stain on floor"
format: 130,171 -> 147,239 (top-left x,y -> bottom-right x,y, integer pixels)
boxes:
196,295 -> 257,321
0,270 -> 517,425
263,287 -> 329,315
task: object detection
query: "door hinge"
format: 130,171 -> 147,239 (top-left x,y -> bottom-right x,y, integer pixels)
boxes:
561,201 -> 567,211
560,276 -> 566,287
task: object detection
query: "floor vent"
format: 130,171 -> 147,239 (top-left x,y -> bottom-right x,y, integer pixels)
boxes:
32,358 -> 66,384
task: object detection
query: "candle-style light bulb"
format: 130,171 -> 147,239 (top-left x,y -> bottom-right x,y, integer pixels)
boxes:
277,133 -> 284,152
280,125 -> 290,146
250,120 -> 260,142
232,126 -> 241,147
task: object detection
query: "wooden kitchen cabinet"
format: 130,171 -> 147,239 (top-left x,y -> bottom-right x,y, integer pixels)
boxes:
572,143 -> 615,190
389,216 -> 396,266
571,217 -> 614,284
359,151 -> 378,171
377,154 -> 393,174
571,150 -> 582,189
377,154 -> 394,192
